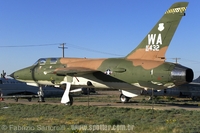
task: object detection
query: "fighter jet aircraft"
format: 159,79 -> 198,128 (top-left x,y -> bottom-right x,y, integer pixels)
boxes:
10,2 -> 193,105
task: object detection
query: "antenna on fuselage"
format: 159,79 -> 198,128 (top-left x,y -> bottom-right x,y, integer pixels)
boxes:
58,43 -> 67,57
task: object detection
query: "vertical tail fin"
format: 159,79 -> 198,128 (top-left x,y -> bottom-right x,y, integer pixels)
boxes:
125,2 -> 188,60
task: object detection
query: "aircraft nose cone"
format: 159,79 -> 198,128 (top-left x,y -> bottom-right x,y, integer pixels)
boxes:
9,72 -> 17,79
9,72 -> 14,78
9,67 -> 32,81
9,71 -> 21,79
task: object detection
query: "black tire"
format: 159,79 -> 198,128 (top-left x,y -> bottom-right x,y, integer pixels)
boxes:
120,94 -> 130,103
28,98 -> 32,102
65,94 -> 73,106
15,98 -> 18,102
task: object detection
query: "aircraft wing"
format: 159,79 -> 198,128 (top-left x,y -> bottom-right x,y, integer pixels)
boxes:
45,67 -> 142,91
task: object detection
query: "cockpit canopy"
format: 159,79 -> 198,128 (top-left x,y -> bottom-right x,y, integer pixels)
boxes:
33,58 -> 59,66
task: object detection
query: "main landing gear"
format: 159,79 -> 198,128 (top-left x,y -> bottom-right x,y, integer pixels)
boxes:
37,86 -> 45,102
119,90 -> 138,103
61,83 -> 73,105
120,94 -> 130,103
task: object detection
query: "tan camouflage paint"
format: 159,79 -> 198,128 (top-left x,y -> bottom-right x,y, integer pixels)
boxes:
61,58 -> 105,70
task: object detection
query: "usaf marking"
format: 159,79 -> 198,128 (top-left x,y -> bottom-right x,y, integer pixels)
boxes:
146,23 -> 164,52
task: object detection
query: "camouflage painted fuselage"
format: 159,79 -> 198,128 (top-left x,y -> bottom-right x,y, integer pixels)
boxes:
12,57 -> 193,92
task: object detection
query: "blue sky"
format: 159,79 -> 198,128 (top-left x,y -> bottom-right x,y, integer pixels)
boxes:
1,0 -> 200,78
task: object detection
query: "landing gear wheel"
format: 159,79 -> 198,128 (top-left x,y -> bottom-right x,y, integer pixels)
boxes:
120,94 -> 130,103
38,86 -> 45,102
38,96 -> 45,102
15,98 -> 18,102
28,98 -> 32,102
65,95 -> 73,106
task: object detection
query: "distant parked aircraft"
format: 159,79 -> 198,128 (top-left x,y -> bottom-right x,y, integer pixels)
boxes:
0,71 -> 64,102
